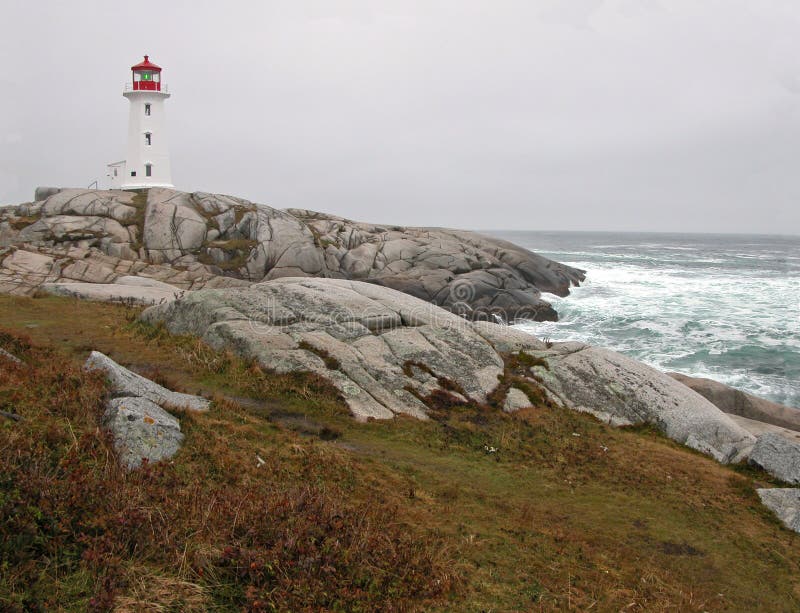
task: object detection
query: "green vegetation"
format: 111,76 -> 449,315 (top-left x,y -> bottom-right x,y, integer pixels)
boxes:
197,239 -> 259,272
8,215 -> 40,231
1,294 -> 800,611
298,340 -> 341,370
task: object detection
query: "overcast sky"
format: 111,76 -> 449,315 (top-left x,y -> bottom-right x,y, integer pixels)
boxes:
1,0 -> 799,233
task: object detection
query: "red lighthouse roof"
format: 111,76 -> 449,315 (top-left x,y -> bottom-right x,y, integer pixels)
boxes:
131,55 -> 162,73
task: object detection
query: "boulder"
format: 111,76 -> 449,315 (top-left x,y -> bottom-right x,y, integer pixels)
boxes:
141,278 -> 544,421
528,343 -> 756,463
725,414 -> 800,444
756,489 -> 800,533
1,248 -> 56,278
41,276 -> 182,305
34,187 -> 62,201
85,351 -> 210,411
143,189 -> 208,261
103,396 -> 184,470
503,388 -> 532,413
668,372 -> 800,431
749,433 -> 800,484
19,215 -> 130,244
39,189 -> 137,223
756,488 -> 800,532
0,347 -> 22,365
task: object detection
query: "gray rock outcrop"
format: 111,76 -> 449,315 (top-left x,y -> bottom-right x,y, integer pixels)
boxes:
725,414 -> 800,443
749,433 -> 800,484
0,347 -> 22,365
42,276 -> 183,305
756,489 -> 800,533
85,350 -> 210,411
1,188 -> 584,321
527,343 -> 756,463
103,397 -> 184,470
668,372 -> 800,431
142,278 -> 516,421
141,277 -> 755,466
503,388 -> 532,413
85,351 -> 209,469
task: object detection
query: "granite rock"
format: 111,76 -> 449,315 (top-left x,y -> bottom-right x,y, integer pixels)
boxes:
756,488 -> 800,533
142,277 -> 757,467
669,372 -> 800,432
503,388 -> 532,413
141,278 -> 542,421
0,347 -> 22,365
749,433 -> 800,484
42,276 -> 183,305
0,188 -> 583,321
103,396 -> 184,470
528,343 -> 756,463
85,350 -> 210,411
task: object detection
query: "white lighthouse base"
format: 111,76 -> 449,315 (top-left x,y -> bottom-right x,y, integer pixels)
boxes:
120,181 -> 175,190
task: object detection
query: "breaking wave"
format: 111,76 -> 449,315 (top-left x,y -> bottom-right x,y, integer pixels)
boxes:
492,231 -> 800,408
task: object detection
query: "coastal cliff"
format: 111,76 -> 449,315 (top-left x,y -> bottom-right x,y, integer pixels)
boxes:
0,187 -> 584,321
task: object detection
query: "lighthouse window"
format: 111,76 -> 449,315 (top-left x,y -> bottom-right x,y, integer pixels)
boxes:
144,104 -> 151,116
145,133 -> 152,146
145,164 -> 152,177
131,171 -> 136,177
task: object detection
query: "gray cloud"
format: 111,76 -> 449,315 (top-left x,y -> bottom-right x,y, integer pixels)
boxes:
1,0 -> 798,234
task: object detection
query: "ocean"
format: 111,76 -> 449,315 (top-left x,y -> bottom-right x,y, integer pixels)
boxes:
488,231 -> 800,408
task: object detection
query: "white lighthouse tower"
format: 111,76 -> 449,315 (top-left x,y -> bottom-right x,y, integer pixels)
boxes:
107,55 -> 173,189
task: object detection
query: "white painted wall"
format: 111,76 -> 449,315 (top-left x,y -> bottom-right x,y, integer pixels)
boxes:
120,90 -> 173,189
106,160 -> 126,189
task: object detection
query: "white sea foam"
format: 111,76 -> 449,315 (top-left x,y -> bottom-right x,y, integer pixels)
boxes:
503,231 -> 800,408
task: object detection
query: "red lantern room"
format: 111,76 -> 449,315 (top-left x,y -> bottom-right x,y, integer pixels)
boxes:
131,55 -> 163,91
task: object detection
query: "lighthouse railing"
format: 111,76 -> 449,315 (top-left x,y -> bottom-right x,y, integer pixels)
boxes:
123,83 -> 169,93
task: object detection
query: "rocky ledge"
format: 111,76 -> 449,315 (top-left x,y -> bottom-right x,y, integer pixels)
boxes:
0,187 -> 584,320
138,276 -> 800,530
141,277 -> 755,464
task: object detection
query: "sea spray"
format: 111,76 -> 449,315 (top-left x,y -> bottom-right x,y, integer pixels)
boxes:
492,231 -> 800,407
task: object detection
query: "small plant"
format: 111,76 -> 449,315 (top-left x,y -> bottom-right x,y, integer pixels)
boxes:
298,340 -> 341,370
8,215 -> 40,230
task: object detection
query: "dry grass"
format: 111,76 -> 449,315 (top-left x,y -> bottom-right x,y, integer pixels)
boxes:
2,294 -> 800,611
0,308 -> 457,611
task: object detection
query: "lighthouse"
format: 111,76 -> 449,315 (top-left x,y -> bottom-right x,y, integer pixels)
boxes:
107,55 -> 173,190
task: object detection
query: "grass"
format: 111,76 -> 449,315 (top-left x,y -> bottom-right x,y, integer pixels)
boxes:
7,215 -> 40,231
197,239 -> 259,273
1,294 -> 800,611
298,340 -> 341,370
